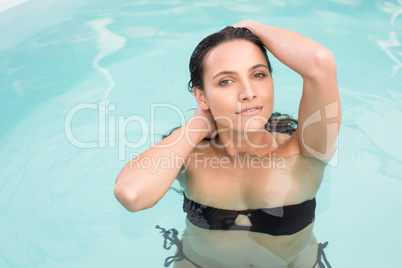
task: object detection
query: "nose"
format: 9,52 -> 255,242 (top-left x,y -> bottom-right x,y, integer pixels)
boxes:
239,81 -> 256,101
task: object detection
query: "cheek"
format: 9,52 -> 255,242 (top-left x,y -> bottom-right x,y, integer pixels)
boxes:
263,83 -> 274,103
208,99 -> 230,119
205,91 -> 235,112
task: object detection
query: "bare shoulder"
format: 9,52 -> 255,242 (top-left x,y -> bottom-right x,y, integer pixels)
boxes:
174,138 -> 213,185
190,138 -> 217,156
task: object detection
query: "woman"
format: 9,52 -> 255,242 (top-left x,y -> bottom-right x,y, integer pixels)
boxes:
115,20 -> 341,267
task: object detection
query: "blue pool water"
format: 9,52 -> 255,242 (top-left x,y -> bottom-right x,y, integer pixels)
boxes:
1,0 -> 401,267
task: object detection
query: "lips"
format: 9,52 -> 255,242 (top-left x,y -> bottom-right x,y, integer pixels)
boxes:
236,105 -> 263,114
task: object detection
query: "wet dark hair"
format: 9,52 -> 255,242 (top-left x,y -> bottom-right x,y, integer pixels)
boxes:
266,112 -> 298,135
163,26 -> 297,140
188,26 -> 273,92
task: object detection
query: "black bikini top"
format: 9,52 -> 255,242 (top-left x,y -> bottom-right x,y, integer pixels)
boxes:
183,193 -> 316,236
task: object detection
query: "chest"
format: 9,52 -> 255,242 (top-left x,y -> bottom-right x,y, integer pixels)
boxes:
183,153 -> 312,209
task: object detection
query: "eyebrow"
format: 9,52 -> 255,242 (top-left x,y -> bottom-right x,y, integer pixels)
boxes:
212,64 -> 268,80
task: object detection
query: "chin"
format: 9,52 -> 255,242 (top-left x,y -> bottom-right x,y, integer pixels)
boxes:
241,117 -> 268,133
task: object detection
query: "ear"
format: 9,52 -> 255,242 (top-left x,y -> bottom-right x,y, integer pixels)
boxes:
193,87 -> 210,110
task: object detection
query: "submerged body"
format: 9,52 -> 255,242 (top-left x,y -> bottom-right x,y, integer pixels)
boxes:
174,133 -> 327,267
179,223 -> 319,268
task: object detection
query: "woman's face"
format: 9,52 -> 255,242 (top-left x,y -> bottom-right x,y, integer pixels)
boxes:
201,39 -> 274,133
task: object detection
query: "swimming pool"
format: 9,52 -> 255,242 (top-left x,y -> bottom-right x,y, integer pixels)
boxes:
1,0 -> 401,267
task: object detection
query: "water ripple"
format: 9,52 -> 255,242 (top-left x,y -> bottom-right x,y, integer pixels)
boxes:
341,89 -> 402,179
378,0 -> 402,27
377,0 -> 402,77
376,32 -> 402,77
0,130 -> 121,266
86,18 -> 126,102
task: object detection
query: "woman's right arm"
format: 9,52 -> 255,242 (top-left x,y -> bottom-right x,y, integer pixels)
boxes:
234,20 -> 341,159
114,108 -> 213,212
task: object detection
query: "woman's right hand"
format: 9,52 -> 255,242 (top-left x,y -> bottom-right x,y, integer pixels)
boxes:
192,104 -> 216,139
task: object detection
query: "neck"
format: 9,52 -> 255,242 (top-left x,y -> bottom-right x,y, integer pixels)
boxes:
213,129 -> 279,157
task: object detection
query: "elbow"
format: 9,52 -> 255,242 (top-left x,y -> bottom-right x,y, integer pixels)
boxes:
114,182 -> 153,212
303,47 -> 336,80
312,47 -> 336,76
114,184 -> 140,212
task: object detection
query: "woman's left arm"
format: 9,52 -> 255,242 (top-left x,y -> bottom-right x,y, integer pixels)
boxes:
235,20 -> 341,159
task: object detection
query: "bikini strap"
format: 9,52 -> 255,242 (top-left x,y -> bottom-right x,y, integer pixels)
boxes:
312,241 -> 332,268
155,225 -> 202,268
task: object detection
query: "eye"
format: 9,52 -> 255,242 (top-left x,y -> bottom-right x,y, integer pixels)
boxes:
253,73 -> 266,79
219,80 -> 232,86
